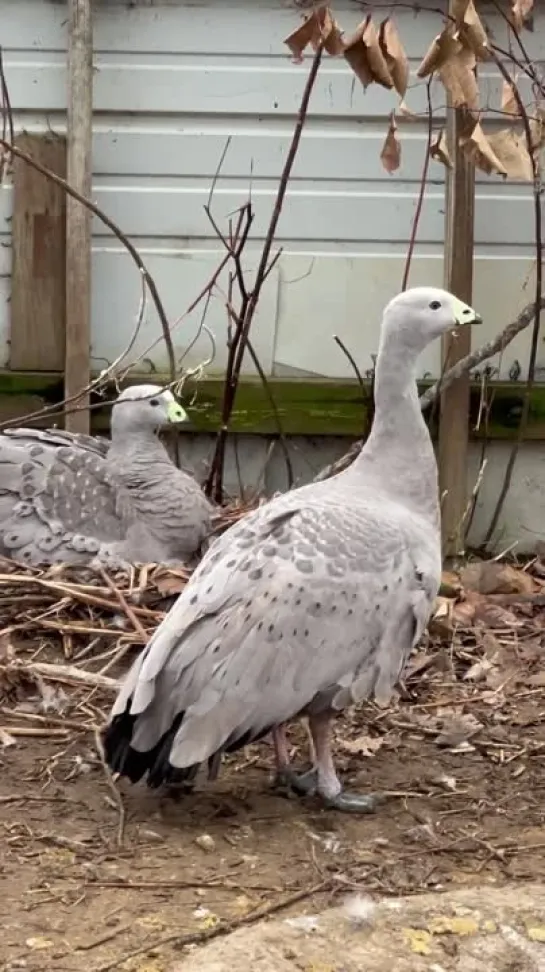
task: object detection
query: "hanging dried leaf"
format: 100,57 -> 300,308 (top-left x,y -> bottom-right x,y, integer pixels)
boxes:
460,123 -> 508,177
343,15 -> 394,90
459,0 -> 490,60
378,18 -> 409,97
439,46 -> 479,113
451,0 -> 472,23
284,6 -> 344,60
397,100 -> 419,120
284,16 -> 320,61
380,112 -> 401,173
511,0 -> 534,32
430,130 -> 453,168
417,26 -> 462,78
487,129 -> 534,181
501,76 -> 520,117
313,6 -> 346,56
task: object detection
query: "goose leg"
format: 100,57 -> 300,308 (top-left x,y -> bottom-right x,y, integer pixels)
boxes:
271,724 -> 318,796
309,712 -> 380,814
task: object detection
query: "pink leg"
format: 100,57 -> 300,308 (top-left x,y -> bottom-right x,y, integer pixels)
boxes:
308,712 -> 380,813
271,725 -> 291,771
270,723 -> 318,795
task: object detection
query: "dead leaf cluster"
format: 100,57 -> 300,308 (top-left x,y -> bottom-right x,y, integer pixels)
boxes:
284,2 -> 540,181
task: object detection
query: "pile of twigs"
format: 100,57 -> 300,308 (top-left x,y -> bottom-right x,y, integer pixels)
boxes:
0,498 -> 261,731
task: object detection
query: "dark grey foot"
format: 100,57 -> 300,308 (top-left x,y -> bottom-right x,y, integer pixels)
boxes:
272,766 -> 318,797
322,790 -> 382,814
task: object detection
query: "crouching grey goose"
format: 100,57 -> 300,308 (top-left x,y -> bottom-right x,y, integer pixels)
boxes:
103,289 -> 481,813
0,384 -> 214,569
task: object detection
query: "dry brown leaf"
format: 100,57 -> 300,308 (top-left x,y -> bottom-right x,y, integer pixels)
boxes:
430,130 -> 453,169
525,671 -> 545,688
472,598 -> 522,629
461,561 -> 535,595
313,6 -> 346,56
428,595 -> 453,636
340,733 -> 383,757
343,15 -> 394,90
459,0 -> 490,59
380,112 -> 401,174
511,0 -> 534,32
440,570 -> 463,597
417,26 -> 462,79
378,18 -> 409,97
284,16 -> 320,61
487,129 -> 534,181
501,77 -> 520,117
153,571 -> 187,596
435,711 -> 483,748
284,6 -> 344,60
464,656 -> 495,683
460,123 -> 507,176
451,0 -> 472,22
0,727 -> 16,748
439,45 -> 479,112
397,100 -> 419,120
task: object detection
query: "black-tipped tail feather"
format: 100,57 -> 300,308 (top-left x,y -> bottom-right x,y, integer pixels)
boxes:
102,699 -> 274,791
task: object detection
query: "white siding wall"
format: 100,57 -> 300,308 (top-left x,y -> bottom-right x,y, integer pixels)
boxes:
0,0 -> 543,382
0,0 -> 544,552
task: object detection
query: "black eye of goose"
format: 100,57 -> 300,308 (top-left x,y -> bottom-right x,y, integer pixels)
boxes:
149,398 -> 160,407
429,300 -> 441,310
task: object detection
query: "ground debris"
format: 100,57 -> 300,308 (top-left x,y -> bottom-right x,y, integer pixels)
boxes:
0,551 -> 544,972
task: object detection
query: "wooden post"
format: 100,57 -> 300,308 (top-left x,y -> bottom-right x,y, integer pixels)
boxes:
65,0 -> 93,433
438,100 -> 476,558
11,134 -> 67,371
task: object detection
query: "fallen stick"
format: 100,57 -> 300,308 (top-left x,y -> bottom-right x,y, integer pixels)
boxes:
1,659 -> 120,692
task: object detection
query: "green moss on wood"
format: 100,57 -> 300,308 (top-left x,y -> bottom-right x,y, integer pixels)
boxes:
0,369 -> 544,440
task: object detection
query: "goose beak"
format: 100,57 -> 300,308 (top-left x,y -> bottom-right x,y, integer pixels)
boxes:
452,297 -> 482,329
449,297 -> 482,340
166,401 -> 189,424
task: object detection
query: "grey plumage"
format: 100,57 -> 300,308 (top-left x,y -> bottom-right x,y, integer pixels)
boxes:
0,384 -> 214,568
104,289 -> 482,811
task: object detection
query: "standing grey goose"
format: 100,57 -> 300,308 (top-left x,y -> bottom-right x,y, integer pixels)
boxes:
103,289 -> 481,813
0,385 -> 214,569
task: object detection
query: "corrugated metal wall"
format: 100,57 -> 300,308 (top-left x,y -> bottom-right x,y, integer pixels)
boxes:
0,0 -> 543,381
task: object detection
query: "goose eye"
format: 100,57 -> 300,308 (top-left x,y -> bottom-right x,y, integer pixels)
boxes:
429,300 -> 441,310
149,398 -> 160,407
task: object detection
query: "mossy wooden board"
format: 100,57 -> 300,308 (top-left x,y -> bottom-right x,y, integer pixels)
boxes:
0,370 -> 544,440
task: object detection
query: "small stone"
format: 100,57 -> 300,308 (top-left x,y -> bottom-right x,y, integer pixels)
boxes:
195,834 -> 215,853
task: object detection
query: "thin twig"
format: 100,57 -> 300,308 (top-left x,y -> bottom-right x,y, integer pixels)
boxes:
94,727 -> 126,847
401,76 -> 433,292
205,43 -> 324,500
484,49 -> 543,545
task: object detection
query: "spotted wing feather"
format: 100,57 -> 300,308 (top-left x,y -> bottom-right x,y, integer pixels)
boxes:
104,484 -> 440,783
0,432 -> 126,565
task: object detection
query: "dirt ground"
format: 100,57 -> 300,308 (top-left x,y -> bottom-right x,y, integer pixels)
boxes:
1,560 -> 545,972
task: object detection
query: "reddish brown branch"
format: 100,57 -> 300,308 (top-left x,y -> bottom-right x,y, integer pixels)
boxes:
401,76 -> 434,292
204,42 -> 324,501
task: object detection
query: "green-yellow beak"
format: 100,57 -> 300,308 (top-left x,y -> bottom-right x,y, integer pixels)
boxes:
452,296 -> 482,327
166,400 -> 188,424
